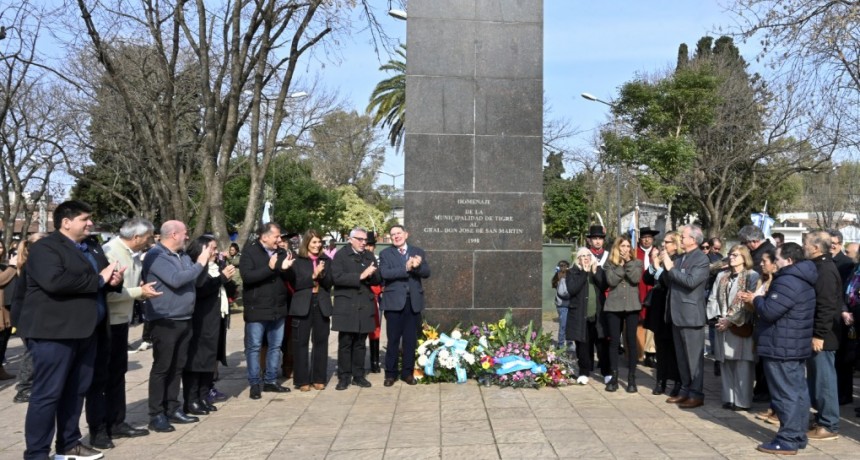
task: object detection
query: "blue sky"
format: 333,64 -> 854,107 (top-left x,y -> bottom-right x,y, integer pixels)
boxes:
314,1 -> 760,186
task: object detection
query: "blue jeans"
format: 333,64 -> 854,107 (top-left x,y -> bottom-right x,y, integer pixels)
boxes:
557,307 -> 569,345
763,358 -> 809,449
244,318 -> 285,386
807,350 -> 839,432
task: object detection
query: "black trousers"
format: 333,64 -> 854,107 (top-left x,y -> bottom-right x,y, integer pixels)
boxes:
182,371 -> 214,405
148,319 -> 191,417
384,302 -> 420,380
292,295 -> 330,386
607,311 -> 639,373
337,331 -> 367,380
654,325 -> 680,383
0,311 -> 11,362
575,320 -> 608,377
16,338 -> 34,393
835,323 -> 856,403
86,323 -> 129,430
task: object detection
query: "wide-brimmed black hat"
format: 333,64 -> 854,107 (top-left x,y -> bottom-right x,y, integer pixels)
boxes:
586,225 -> 606,237
639,227 -> 660,237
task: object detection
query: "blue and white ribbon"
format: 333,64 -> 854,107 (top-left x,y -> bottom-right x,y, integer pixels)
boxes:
425,333 -> 469,383
494,355 -> 546,375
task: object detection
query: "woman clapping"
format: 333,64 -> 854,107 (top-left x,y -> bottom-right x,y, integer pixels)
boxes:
602,236 -> 643,392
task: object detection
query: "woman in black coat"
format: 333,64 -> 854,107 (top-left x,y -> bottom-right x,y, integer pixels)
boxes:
182,236 -> 236,415
287,230 -> 334,392
565,247 -> 610,385
643,231 -> 682,396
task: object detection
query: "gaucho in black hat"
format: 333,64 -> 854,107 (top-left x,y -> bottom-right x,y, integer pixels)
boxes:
586,225 -> 609,267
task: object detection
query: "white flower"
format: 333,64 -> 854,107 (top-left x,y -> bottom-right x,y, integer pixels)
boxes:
479,336 -> 489,349
439,348 -> 450,359
417,355 -> 428,367
451,330 -> 462,340
463,353 -> 476,365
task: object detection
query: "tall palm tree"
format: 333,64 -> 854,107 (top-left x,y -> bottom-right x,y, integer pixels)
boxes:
367,44 -> 405,150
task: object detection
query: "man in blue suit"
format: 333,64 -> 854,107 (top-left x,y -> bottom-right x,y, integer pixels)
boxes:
19,201 -> 124,460
379,225 -> 431,386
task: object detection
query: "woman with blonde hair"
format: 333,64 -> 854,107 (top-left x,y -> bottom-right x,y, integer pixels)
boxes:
565,247 -> 611,384
602,236 -> 643,392
707,244 -> 759,411
644,231 -> 683,396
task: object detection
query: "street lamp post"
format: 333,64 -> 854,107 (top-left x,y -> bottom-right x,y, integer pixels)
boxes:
379,170 -> 404,189
582,92 -> 624,237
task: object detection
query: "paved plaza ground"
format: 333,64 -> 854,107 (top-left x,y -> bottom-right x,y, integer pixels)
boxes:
0,315 -> 858,459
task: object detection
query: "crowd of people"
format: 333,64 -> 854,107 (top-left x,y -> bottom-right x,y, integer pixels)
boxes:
4,200 -> 430,460
553,224 -> 858,455
5,198 -> 859,458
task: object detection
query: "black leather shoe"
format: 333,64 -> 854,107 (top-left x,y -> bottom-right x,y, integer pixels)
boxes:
89,429 -> 114,449
201,400 -> 218,412
110,422 -> 149,438
370,363 -> 381,373
352,377 -> 372,388
384,378 -> 396,387
250,384 -> 262,400
167,409 -> 199,424
263,383 -> 291,393
401,375 -> 417,386
335,378 -> 350,391
148,414 -> 175,433
13,390 -> 30,403
186,400 -> 210,416
55,443 -> 103,460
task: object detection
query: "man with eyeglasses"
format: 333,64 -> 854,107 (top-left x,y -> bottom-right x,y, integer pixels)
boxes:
331,227 -> 382,390
660,225 -> 711,409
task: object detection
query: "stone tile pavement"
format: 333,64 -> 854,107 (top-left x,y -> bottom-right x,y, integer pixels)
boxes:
0,315 -> 858,459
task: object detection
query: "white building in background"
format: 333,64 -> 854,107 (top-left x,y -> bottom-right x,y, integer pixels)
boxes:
620,202 -> 670,238
771,212 -> 860,244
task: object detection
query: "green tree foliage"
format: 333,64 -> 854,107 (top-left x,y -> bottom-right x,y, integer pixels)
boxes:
367,44 -> 406,150
543,152 -> 590,241
605,36 -> 825,236
223,155 -> 343,237
336,185 -> 386,236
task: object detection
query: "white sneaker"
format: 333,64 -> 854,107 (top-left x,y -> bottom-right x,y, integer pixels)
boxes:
137,341 -> 152,351
576,375 -> 589,385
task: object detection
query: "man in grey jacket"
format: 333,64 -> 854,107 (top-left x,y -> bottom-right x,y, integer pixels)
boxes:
142,220 -> 211,433
660,224 -> 710,409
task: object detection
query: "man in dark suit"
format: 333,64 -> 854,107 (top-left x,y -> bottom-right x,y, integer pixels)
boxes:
331,227 -> 382,390
379,225 -> 431,386
19,200 -> 124,460
660,224 -> 710,409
